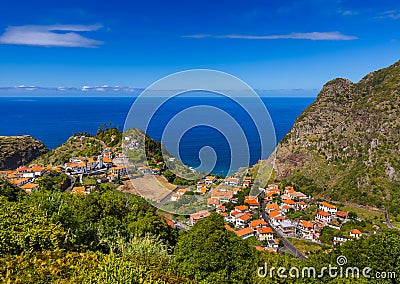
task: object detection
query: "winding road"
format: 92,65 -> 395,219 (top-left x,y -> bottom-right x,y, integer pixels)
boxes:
384,209 -> 396,229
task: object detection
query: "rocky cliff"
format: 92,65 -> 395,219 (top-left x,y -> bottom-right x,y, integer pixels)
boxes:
274,60 -> 400,215
0,135 -> 48,170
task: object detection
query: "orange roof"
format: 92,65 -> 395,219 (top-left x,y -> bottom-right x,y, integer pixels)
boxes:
250,219 -> 267,228
245,195 -> 258,201
274,216 -> 286,221
207,197 -> 220,205
30,165 -> 44,172
283,199 -> 296,205
190,210 -> 210,220
224,224 -> 234,232
7,173 -> 18,179
110,166 -> 126,171
103,157 -> 112,163
205,175 -> 215,180
267,191 -> 280,198
282,205 -> 291,210
67,162 -> 86,168
243,181 -> 250,185
317,210 -> 330,217
267,203 -> 280,211
177,188 -> 187,194
72,186 -> 85,192
217,204 -> 226,210
21,183 -> 38,189
11,178 -> 29,185
285,186 -> 295,192
198,187 -> 207,194
235,205 -> 249,211
350,229 -> 362,235
336,211 -> 348,218
17,166 -> 30,172
86,157 -> 96,163
220,212 -> 228,217
300,220 -> 314,228
245,199 -> 260,206
235,227 -> 254,237
231,211 -> 242,217
172,193 -> 181,198
257,227 -> 273,234
164,218 -> 175,228
298,201 -> 306,205
210,189 -> 234,199
238,214 -> 251,222
269,211 -> 281,218
320,201 -> 337,209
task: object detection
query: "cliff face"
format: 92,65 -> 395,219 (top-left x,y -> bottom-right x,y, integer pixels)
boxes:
274,60 -> 400,214
0,135 -> 48,170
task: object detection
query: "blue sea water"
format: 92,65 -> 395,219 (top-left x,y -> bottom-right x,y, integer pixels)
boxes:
0,96 -> 314,174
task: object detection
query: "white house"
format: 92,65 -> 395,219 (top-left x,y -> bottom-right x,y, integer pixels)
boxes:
316,210 -> 332,224
224,177 -> 239,187
256,227 -> 274,241
319,202 -> 337,215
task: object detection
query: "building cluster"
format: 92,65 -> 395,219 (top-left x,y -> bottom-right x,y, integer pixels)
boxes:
0,165 -> 61,193
188,178 -> 367,253
0,148 -> 130,195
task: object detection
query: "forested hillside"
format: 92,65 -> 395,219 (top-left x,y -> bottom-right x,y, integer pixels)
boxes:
274,60 -> 400,219
0,177 -> 399,283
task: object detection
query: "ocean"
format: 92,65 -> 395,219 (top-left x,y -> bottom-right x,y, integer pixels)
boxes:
0,96 -> 314,174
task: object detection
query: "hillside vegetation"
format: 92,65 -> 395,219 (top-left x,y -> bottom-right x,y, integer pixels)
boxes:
0,178 -> 399,283
274,60 -> 400,218
0,135 -> 47,170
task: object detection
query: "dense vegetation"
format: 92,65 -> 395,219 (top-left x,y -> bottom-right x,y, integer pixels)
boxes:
274,60 -> 400,219
0,176 -> 399,283
95,126 -> 123,148
33,135 -> 104,165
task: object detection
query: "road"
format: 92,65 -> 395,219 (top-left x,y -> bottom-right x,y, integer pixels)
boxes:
155,186 -> 182,208
384,209 -> 396,229
65,175 -> 75,192
261,200 -> 308,260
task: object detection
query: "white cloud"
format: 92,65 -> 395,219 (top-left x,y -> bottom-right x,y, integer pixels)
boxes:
377,10 -> 400,20
183,31 -> 358,41
0,24 -> 103,47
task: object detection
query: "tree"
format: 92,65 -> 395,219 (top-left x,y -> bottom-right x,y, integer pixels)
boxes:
174,213 -> 256,283
0,197 -> 68,254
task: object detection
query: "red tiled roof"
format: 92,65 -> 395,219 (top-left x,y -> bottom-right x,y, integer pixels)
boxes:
350,229 -> 362,235
257,227 -> 273,234
235,227 -> 254,237
300,220 -> 314,228
250,219 -> 267,228
317,210 -> 330,217
320,201 -> 337,209
336,211 -> 348,218
283,199 -> 296,205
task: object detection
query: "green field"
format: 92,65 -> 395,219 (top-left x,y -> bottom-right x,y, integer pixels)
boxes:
288,238 -> 324,254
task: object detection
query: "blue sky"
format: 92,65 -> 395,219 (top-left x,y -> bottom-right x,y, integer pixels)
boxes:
0,0 -> 399,91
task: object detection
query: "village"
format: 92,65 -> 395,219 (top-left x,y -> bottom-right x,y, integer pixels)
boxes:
171,174 -> 375,255
0,134 -> 378,257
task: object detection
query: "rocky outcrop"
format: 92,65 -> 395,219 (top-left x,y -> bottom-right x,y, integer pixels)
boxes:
274,60 -> 400,213
0,135 -> 48,170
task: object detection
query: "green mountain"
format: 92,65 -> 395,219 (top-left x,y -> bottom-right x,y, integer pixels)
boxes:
0,135 -> 48,170
274,60 -> 400,217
